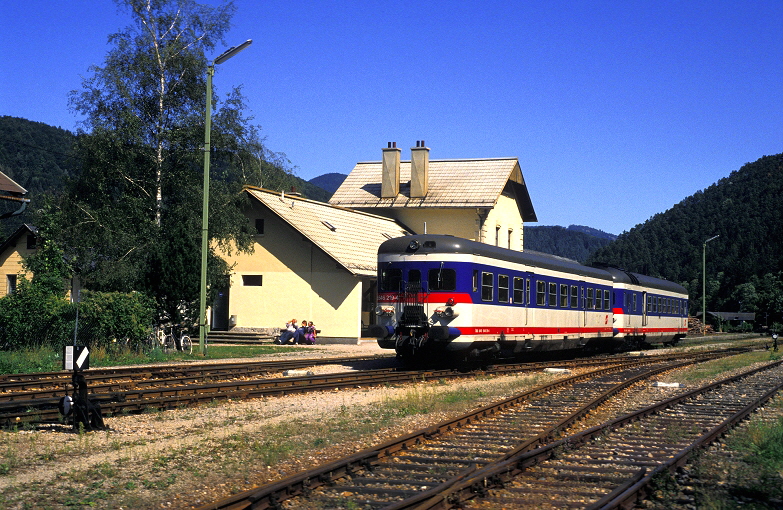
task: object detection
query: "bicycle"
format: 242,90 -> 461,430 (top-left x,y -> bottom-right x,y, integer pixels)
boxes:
146,325 -> 174,353
163,323 -> 192,355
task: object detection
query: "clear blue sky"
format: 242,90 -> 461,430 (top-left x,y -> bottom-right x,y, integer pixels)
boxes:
2,0 -> 781,235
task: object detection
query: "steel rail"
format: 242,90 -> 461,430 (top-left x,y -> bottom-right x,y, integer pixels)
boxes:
195,353 -> 731,510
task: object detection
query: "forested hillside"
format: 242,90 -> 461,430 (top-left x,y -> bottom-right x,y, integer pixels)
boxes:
587,153 -> 783,323
0,116 -> 329,237
525,225 -> 614,263
308,172 -> 347,195
0,116 -> 79,236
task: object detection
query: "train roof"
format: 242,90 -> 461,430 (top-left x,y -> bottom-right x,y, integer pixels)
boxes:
379,235 -> 612,282
600,266 -> 687,295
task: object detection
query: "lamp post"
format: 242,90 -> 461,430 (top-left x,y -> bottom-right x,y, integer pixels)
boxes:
702,235 -> 719,336
200,39 -> 252,355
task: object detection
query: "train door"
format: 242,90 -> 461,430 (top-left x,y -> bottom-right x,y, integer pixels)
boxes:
642,291 -> 648,327
581,282 -> 587,328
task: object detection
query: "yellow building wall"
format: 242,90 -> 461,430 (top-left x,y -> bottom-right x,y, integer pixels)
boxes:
484,193 -> 525,251
383,192 -> 525,251
219,205 -> 364,341
0,234 -> 34,297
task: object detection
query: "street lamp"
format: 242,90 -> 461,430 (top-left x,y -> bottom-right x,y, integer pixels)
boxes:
200,39 -> 252,355
702,235 -> 719,336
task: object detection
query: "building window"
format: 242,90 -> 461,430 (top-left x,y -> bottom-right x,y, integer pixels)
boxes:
508,229 -> 513,250
26,235 -> 37,250
255,219 -> 264,235
498,275 -> 509,303
242,275 -> 263,286
495,226 -> 500,247
536,280 -> 546,306
513,277 -> 524,304
6,275 -> 17,294
481,272 -> 494,301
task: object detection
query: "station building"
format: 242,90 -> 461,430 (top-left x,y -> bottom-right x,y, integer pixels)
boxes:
220,143 -> 538,343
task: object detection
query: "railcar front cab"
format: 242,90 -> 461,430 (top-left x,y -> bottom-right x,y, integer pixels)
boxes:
373,238 -> 464,358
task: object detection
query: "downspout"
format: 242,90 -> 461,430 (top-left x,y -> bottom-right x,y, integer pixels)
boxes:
0,197 -> 30,219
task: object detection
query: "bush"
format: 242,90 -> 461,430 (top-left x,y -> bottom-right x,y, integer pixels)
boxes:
0,283 -> 155,352
0,277 -> 76,350
74,291 -> 156,352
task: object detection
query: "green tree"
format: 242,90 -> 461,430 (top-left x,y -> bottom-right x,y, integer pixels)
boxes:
42,0 -> 290,323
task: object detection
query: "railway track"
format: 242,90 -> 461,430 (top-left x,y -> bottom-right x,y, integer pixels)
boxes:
0,351 -> 729,428
197,351 -> 749,509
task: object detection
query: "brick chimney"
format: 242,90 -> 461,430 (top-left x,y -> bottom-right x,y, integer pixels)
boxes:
410,140 -> 429,198
381,142 -> 401,198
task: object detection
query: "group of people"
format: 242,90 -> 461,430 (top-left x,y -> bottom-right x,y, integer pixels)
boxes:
275,319 -> 317,345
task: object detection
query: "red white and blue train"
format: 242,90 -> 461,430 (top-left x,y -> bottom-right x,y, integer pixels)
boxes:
370,235 -> 689,361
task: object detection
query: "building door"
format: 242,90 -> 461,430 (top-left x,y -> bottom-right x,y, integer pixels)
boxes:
211,276 -> 231,331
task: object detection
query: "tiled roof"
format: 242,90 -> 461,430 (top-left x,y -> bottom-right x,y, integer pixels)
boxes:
329,158 -> 534,214
245,187 -> 412,277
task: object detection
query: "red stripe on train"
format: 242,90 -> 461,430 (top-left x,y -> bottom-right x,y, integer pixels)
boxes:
378,292 -> 473,304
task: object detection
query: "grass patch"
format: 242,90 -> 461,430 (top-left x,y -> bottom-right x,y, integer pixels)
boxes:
0,344 -> 312,374
691,415 -> 783,508
667,351 -> 773,383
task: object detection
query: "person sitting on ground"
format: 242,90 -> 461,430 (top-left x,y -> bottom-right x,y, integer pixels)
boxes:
304,321 -> 317,345
276,319 -> 297,344
293,319 -> 308,344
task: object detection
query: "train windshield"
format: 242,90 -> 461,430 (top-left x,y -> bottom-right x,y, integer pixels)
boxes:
428,268 -> 456,291
381,268 -> 403,292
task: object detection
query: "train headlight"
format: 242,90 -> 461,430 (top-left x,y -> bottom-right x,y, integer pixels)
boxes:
408,240 -> 420,251
375,305 -> 395,316
434,306 -> 459,318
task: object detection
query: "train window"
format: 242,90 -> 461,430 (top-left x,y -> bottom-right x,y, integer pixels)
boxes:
570,285 -> 578,308
560,284 -> 569,307
429,268 -> 456,291
481,272 -> 494,301
408,270 -> 421,285
499,275 -> 509,303
381,268 -> 402,292
586,288 -> 594,309
473,270 -> 478,293
513,277 -> 524,304
604,290 -> 610,310
526,278 -> 532,305
633,293 -> 638,312
536,281 -> 546,306
646,295 -> 652,313
549,283 -> 557,307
